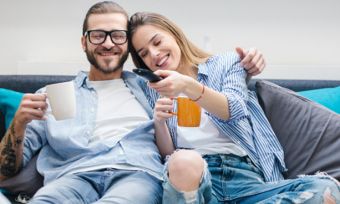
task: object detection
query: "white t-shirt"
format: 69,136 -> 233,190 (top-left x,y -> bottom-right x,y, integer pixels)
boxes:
89,79 -> 149,144
68,79 -> 160,178
177,110 -> 247,156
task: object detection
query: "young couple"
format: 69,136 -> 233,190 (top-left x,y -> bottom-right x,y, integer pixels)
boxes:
0,1 -> 338,204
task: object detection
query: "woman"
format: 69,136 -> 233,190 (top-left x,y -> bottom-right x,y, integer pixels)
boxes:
129,12 -> 340,204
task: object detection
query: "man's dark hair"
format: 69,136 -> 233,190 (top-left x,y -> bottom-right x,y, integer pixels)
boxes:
82,1 -> 128,35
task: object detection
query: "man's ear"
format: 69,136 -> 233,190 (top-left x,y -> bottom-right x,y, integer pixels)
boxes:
81,36 -> 87,51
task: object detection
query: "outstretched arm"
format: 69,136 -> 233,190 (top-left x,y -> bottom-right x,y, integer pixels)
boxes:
149,70 -> 231,120
149,54 -> 248,121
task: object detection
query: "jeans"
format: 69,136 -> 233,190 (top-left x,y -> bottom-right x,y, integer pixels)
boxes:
30,169 -> 162,204
162,154 -> 340,204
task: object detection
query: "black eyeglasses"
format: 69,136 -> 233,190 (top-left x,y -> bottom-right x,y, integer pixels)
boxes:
85,30 -> 128,45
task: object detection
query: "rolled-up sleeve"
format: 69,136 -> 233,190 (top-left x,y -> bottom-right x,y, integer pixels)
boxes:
207,52 -> 249,123
22,88 -> 47,167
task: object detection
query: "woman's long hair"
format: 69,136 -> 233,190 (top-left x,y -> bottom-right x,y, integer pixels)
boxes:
128,12 -> 211,70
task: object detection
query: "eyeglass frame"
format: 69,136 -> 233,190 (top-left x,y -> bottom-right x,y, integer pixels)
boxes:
85,29 -> 128,45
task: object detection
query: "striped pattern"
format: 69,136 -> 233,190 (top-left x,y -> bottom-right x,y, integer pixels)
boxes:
138,52 -> 286,182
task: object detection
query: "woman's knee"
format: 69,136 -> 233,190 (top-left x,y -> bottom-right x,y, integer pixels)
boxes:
317,178 -> 340,203
299,176 -> 340,203
167,150 -> 205,191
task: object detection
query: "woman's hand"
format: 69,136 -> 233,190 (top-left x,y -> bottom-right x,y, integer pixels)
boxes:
154,97 -> 175,124
148,70 -> 192,98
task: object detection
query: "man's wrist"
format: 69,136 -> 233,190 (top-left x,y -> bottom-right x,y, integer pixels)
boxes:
11,118 -> 26,140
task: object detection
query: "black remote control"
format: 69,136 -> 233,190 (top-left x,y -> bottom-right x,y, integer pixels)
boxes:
132,68 -> 163,82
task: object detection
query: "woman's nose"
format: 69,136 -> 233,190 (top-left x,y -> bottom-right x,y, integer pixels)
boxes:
150,47 -> 160,57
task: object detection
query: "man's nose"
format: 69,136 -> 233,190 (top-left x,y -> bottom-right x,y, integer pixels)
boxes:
102,35 -> 114,48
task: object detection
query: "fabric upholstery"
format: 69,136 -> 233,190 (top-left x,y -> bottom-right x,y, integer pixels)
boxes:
1,75 -> 340,199
256,80 -> 340,180
0,88 -> 23,130
0,155 -> 42,197
299,86 -> 340,114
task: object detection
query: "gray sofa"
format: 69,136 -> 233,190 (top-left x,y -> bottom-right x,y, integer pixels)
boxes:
1,75 -> 340,203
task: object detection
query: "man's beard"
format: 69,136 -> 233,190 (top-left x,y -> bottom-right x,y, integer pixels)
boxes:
85,48 -> 129,74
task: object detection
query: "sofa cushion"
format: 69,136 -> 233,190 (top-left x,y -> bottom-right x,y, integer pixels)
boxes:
0,155 -> 42,197
256,80 -> 340,180
298,86 -> 340,114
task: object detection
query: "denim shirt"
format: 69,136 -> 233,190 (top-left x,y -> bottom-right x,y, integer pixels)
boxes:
139,52 -> 287,182
22,71 -> 163,184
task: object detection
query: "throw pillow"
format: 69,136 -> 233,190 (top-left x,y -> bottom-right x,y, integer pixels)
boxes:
0,111 -> 5,140
256,80 -> 340,180
0,88 -> 24,129
298,86 -> 340,114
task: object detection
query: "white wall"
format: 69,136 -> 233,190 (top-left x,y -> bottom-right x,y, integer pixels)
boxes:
0,0 -> 339,79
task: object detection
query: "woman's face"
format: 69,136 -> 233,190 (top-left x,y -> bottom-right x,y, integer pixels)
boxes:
131,24 -> 181,72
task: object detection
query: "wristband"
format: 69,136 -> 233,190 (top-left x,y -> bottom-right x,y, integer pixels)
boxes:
192,84 -> 205,102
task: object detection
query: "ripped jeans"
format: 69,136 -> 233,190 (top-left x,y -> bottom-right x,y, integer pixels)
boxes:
162,154 -> 340,204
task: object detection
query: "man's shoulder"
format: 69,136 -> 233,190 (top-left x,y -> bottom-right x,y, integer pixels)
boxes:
207,51 -> 240,65
122,70 -> 137,79
122,70 -> 148,86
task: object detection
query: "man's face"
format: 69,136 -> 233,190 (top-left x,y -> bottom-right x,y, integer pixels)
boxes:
82,13 -> 129,75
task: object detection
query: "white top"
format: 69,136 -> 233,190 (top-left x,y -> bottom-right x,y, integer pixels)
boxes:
177,110 -> 247,156
89,79 -> 149,144
69,79 -> 155,177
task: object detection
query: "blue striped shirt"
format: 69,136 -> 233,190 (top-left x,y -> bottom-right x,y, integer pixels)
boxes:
138,52 -> 287,182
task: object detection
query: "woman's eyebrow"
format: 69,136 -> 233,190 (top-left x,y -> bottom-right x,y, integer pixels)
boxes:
137,34 -> 159,54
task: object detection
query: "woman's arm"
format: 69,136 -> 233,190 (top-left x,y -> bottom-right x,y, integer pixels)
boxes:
149,53 -> 248,121
136,77 -> 175,157
153,97 -> 175,158
182,77 -> 230,120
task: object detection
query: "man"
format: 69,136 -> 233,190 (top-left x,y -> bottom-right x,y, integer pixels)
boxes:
0,1 -> 265,203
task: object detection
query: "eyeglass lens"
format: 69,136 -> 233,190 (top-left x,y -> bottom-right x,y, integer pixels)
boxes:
88,30 -> 127,45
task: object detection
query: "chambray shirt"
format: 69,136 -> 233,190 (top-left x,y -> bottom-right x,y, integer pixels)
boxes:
138,52 -> 287,182
22,71 -> 163,184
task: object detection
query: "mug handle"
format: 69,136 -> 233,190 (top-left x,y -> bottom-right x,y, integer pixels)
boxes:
160,95 -> 177,116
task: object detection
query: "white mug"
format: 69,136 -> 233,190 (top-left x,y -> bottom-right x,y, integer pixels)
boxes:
46,81 -> 76,120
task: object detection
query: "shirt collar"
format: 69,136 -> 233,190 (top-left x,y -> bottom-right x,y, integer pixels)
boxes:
74,71 -> 88,88
74,70 -> 138,89
197,56 -> 214,78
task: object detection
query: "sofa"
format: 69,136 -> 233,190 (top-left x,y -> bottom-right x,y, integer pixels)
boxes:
1,75 -> 340,203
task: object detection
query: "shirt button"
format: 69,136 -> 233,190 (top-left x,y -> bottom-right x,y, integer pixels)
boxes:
90,108 -> 95,112
86,131 -> 90,135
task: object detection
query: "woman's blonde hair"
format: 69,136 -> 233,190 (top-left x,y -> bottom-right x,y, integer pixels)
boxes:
128,12 -> 211,70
